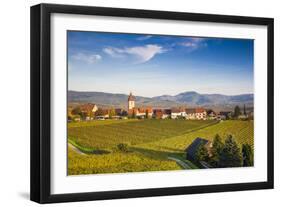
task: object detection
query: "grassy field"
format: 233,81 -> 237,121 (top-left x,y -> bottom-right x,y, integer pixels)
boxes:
68,119 -> 253,175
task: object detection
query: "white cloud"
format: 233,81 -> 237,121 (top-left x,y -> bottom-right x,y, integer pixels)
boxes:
137,35 -> 152,41
103,48 -> 124,58
103,44 -> 166,63
180,37 -> 207,51
72,53 -> 102,64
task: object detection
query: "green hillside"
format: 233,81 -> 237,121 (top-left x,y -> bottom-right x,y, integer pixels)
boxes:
68,119 -> 253,175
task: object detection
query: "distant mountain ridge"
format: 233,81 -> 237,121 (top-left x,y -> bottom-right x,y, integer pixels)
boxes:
68,90 -> 253,110
154,91 -> 253,106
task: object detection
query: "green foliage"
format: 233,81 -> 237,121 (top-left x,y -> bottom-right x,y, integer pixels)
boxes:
109,108 -> 116,118
195,142 -> 209,163
71,107 -> 82,115
219,135 -> 242,167
68,138 -> 96,154
234,105 -> 241,118
209,134 -> 224,167
242,144 -> 254,166
117,143 -> 129,152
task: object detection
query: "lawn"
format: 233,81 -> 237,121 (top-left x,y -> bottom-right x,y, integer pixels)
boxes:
67,119 -> 253,175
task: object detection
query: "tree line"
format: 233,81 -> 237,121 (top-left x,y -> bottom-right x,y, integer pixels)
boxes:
195,134 -> 254,168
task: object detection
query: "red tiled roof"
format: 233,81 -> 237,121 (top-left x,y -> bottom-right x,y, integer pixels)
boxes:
80,103 -> 97,112
186,108 -> 206,114
195,108 -> 205,113
171,107 -> 185,113
163,109 -> 172,115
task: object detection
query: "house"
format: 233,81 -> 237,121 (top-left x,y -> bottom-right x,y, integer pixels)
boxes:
115,108 -> 127,116
185,108 -> 207,120
238,114 -> 248,119
218,111 -> 232,120
138,107 -> 153,118
95,109 -> 109,119
185,137 -> 213,160
206,109 -> 217,120
80,103 -> 98,113
171,107 -> 186,119
128,107 -> 153,118
162,109 -> 172,119
153,109 -> 163,119
80,103 -> 98,120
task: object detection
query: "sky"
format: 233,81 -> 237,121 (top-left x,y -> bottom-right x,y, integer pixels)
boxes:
68,31 -> 254,97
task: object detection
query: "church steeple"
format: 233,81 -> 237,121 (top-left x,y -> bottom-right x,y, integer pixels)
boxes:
128,92 -> 135,110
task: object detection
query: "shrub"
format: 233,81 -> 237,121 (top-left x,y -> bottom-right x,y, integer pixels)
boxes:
117,143 -> 129,152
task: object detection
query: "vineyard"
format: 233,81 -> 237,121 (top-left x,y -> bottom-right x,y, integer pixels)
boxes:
68,119 -> 217,150
68,119 -> 254,175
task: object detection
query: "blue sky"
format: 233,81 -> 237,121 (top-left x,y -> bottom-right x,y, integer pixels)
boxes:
68,31 -> 254,97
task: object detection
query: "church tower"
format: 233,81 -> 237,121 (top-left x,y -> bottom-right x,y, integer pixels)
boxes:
128,92 -> 135,110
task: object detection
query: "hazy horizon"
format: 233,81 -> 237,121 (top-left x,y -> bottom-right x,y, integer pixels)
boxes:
68,31 -> 254,97
68,89 -> 253,98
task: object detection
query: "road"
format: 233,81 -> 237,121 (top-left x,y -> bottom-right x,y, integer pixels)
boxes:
168,156 -> 193,169
68,143 -> 86,155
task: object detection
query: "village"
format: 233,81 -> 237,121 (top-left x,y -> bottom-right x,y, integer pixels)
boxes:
68,92 -> 253,122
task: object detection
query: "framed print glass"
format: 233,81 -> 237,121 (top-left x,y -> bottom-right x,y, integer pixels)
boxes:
30,3 -> 274,203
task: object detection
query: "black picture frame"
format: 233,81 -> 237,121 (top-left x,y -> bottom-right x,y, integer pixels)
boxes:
30,3 -> 274,204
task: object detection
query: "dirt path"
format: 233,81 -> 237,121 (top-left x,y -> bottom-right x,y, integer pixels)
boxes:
68,143 -> 86,155
168,156 -> 192,169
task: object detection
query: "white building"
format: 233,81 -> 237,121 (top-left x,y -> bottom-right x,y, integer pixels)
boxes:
185,108 -> 207,120
171,108 -> 186,119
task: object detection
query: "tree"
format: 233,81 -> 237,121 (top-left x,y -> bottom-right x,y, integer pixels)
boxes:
234,105 -> 241,118
121,110 -> 128,117
145,110 -> 149,119
219,135 -> 242,167
80,112 -> 88,120
109,108 -> 116,119
95,108 -> 104,116
243,104 -> 246,115
242,144 -> 254,166
71,107 -> 81,115
209,134 -> 224,167
195,141 -> 209,163
131,110 -> 136,118
89,111 -> 95,119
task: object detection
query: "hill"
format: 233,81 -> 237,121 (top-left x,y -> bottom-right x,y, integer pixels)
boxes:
68,90 -> 253,110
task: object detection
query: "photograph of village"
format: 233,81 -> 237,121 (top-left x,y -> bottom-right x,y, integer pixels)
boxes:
67,31 -> 254,175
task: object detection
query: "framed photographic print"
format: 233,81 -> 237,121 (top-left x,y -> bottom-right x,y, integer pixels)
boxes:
30,3 -> 274,203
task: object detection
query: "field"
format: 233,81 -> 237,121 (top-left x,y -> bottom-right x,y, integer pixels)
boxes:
68,119 -> 254,175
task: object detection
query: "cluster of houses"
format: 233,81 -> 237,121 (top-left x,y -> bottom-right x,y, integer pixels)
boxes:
69,92 -> 252,121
